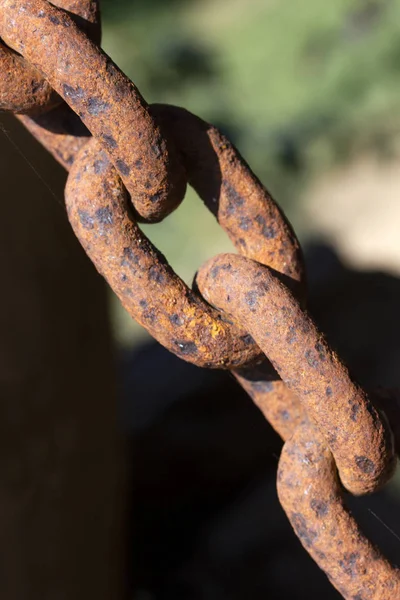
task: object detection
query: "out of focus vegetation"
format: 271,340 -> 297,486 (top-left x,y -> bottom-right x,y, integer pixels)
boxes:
100,0 -> 400,345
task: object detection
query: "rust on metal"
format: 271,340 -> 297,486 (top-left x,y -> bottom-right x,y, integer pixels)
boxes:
234,362 -> 304,441
278,420 -> 400,600
373,388 -> 400,456
17,104 -> 91,172
0,0 -> 101,115
0,0 -> 186,222
65,137 -> 260,368
195,253 -> 396,495
64,102 -> 307,368
152,104 -> 305,289
2,1 -> 400,596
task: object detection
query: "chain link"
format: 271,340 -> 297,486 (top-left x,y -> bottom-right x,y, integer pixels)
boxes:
0,0 -> 100,114
1,1 -> 400,597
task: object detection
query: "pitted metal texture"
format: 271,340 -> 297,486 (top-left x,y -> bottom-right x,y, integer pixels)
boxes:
1,2 -> 399,597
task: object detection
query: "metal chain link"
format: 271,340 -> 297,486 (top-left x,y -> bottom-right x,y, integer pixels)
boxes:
1,1 -> 400,597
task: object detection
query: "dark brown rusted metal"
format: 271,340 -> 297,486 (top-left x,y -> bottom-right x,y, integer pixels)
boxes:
232,369 -> 400,597
2,2 -> 400,597
234,362 -> 305,441
0,0 -> 101,115
0,0 -> 186,223
278,419 -> 400,600
64,103 -> 306,368
151,104 -> 305,289
195,253 -> 395,494
17,104 -> 91,171
65,137 -> 260,368
373,388 -> 400,455
196,255 -> 400,597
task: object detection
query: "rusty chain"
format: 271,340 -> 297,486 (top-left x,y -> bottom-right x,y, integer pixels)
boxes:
1,1 -> 400,597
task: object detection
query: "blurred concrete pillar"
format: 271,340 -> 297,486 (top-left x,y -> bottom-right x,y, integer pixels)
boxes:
0,114 -> 124,598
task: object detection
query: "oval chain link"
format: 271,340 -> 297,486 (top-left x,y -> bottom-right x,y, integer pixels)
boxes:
1,2 -> 399,598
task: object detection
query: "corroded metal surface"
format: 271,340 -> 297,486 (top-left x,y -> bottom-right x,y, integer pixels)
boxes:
0,0 -> 100,115
278,420 -> 400,600
65,137 -> 260,368
2,1 -> 400,597
64,101 -> 306,368
195,254 -> 395,495
0,0 -> 186,222
196,255 -> 400,598
152,104 -> 305,289
234,363 -> 304,441
18,104 -> 91,171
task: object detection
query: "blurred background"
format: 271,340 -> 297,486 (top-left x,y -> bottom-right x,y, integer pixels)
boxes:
2,0 -> 400,598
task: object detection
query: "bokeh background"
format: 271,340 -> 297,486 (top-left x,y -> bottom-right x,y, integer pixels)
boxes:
2,0 -> 400,598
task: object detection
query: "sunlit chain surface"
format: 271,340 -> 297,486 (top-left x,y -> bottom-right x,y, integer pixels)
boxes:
1,0 -> 400,597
